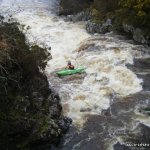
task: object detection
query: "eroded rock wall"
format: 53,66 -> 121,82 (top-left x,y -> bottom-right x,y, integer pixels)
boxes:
0,19 -> 71,150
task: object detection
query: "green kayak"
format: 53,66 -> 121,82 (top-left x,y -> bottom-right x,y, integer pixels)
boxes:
56,67 -> 85,76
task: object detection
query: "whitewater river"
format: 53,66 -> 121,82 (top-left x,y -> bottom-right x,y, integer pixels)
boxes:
1,0 -> 150,149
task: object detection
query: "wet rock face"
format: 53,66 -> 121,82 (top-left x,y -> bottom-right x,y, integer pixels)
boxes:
127,57 -> 150,91
64,11 -> 113,34
123,24 -> 150,45
86,19 -> 112,34
59,0 -> 150,46
0,21 -> 71,149
65,11 -> 92,22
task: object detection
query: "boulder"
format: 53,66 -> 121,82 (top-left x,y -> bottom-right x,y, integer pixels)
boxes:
65,11 -> 92,22
123,24 -> 150,45
86,19 -> 113,34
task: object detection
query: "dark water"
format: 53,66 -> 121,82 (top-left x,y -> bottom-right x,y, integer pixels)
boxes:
0,1 -> 149,149
52,41 -> 150,150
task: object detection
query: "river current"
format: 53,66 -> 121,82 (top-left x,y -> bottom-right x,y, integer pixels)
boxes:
0,0 -> 150,149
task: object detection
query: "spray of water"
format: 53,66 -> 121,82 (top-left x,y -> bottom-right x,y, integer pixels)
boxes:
0,0 -> 143,126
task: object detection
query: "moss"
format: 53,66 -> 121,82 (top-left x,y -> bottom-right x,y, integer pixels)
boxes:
0,21 -> 70,149
60,0 -> 150,40
91,19 -> 102,24
59,0 -> 93,15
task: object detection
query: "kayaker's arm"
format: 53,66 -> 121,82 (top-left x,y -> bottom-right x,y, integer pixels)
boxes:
65,66 -> 70,69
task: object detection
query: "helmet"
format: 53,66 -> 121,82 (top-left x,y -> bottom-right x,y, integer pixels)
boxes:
68,60 -> 71,65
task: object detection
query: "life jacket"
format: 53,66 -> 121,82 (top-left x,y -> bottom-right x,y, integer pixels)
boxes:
68,65 -> 74,70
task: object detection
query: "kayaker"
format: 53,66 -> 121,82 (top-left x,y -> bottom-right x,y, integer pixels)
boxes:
66,60 -> 74,70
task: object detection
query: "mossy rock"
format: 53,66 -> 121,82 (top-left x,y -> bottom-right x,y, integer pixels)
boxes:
0,20 -> 71,150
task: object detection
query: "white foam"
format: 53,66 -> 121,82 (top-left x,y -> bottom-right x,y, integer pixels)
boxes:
0,0 -> 143,126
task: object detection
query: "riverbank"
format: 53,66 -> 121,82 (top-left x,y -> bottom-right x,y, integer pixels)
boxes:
0,1 -> 149,150
0,18 -> 71,150
55,34 -> 150,150
59,0 -> 150,46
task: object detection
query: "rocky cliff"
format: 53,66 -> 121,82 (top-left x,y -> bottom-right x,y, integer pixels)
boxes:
59,0 -> 150,46
0,19 -> 71,150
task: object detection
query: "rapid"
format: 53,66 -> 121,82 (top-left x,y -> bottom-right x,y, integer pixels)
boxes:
0,0 -> 150,149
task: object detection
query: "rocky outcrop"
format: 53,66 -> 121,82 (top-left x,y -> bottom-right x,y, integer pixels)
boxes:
86,19 -> 113,34
64,10 -> 113,34
0,19 -> 71,150
123,24 -> 150,45
65,11 -> 92,22
59,0 -> 150,46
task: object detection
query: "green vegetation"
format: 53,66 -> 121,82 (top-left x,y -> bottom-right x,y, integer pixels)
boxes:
116,0 -> 150,28
92,0 -> 150,29
92,0 -> 119,19
0,20 -> 69,150
59,0 -> 93,15
60,0 -> 150,43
